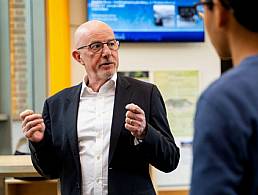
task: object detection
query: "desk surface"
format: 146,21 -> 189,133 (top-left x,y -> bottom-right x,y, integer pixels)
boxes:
0,155 -> 39,177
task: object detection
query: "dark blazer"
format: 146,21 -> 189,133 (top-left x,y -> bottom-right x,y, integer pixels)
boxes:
29,75 -> 180,195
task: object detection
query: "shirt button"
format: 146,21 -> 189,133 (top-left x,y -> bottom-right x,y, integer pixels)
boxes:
97,179 -> 101,184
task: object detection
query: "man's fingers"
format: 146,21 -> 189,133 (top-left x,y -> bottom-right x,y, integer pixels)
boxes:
24,124 -> 45,142
125,103 -> 145,121
124,122 -> 144,137
125,103 -> 146,139
125,111 -> 144,122
125,103 -> 144,114
22,114 -> 43,128
22,119 -> 44,133
125,117 -> 141,127
24,124 -> 42,137
20,109 -> 34,120
20,110 -> 45,142
125,122 -> 140,131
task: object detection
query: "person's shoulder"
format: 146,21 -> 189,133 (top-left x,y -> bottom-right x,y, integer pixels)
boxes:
46,83 -> 82,102
199,62 -> 257,114
203,58 -> 257,98
201,67 -> 242,100
119,75 -> 154,89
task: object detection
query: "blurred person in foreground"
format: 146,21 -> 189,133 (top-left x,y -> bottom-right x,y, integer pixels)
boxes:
20,20 -> 180,195
191,0 -> 258,194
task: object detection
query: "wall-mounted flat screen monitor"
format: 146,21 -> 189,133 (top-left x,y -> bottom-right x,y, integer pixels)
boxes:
87,0 -> 204,42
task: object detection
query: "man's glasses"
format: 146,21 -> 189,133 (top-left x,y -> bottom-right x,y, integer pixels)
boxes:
77,39 -> 120,53
194,1 -> 214,16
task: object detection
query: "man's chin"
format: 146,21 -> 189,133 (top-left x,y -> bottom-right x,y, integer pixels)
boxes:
100,70 -> 115,80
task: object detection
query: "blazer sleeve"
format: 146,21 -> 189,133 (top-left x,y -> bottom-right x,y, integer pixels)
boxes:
136,85 -> 180,173
29,100 -> 61,179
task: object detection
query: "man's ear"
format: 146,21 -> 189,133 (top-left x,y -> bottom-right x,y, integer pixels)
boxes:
215,0 -> 229,29
72,50 -> 83,64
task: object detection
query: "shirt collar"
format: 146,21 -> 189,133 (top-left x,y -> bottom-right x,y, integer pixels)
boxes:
80,73 -> 117,97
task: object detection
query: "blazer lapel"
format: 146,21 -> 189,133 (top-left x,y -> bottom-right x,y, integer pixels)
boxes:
108,75 -> 133,165
63,84 -> 82,169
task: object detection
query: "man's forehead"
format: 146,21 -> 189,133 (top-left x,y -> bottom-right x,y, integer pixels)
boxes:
79,29 -> 114,42
74,21 -> 114,46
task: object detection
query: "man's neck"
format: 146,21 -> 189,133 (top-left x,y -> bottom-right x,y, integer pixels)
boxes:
87,79 -> 107,92
229,27 -> 258,66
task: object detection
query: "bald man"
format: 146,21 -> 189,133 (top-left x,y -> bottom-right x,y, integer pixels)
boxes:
20,20 -> 179,195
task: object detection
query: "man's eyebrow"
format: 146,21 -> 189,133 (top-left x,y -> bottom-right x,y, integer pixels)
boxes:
90,39 -> 116,44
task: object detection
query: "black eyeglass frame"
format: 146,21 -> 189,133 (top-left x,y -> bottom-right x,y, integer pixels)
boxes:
77,39 -> 120,52
194,0 -> 231,12
194,0 -> 214,11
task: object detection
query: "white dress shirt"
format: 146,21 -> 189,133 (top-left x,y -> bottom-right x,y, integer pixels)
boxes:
77,74 -> 116,195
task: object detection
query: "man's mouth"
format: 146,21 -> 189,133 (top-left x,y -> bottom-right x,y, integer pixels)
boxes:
100,62 -> 113,66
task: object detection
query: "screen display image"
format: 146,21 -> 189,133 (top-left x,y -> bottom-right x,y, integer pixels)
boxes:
87,0 -> 204,42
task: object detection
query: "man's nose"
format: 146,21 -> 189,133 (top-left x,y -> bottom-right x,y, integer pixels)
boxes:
101,44 -> 112,56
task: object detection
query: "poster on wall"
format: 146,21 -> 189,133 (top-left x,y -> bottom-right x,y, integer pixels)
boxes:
154,70 -> 199,138
153,70 -> 199,187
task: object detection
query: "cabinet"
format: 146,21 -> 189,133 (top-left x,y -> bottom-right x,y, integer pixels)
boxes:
158,186 -> 189,195
0,155 -> 60,195
5,178 -> 59,195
